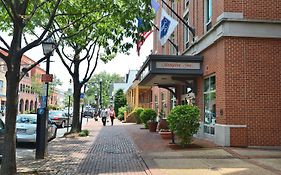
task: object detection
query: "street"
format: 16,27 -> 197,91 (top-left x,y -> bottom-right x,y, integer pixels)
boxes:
16,117 -> 91,160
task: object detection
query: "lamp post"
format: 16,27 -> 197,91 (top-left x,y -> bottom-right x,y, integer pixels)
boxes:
67,79 -> 72,132
99,79 -> 102,109
36,37 -> 55,159
80,83 -> 87,130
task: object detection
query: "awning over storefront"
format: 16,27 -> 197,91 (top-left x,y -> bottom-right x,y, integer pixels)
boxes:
135,54 -> 203,86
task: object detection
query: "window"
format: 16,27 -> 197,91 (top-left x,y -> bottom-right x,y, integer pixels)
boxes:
20,84 -> 23,92
184,13 -> 189,49
170,33 -> 175,55
203,75 -> 216,135
22,85 -> 26,93
184,0 -> 189,9
162,45 -> 166,55
205,0 -> 212,31
171,0 -> 175,18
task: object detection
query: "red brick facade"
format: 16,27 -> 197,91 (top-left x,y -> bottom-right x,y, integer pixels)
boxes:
150,0 -> 281,147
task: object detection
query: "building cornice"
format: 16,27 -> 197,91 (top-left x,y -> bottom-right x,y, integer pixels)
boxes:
185,17 -> 281,55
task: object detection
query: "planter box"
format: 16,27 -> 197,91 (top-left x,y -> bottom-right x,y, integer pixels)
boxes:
147,122 -> 158,132
159,131 -> 172,139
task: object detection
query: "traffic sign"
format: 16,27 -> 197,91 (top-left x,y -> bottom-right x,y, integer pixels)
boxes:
41,74 -> 53,82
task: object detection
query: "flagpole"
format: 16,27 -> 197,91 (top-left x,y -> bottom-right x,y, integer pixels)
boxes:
152,23 -> 179,55
161,0 -> 195,41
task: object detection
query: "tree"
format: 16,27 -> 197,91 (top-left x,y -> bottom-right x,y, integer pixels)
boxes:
53,0 -> 153,133
114,89 -> 127,116
86,71 -> 124,108
0,1 -> 90,174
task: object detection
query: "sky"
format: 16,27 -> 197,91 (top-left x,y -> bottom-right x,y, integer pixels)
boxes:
25,35 -> 153,91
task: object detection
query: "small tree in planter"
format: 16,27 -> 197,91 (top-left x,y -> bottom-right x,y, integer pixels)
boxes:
167,105 -> 200,147
140,108 -> 157,130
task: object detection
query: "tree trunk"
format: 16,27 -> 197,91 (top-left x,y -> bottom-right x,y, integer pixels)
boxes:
1,58 -> 21,175
70,79 -> 82,133
1,16 -> 24,174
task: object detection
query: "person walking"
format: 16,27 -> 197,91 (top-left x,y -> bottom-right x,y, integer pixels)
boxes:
100,108 -> 108,126
109,106 -> 116,126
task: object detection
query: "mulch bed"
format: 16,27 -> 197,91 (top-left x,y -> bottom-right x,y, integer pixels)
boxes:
167,138 -> 219,150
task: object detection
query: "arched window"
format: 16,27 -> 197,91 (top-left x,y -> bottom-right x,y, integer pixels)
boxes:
25,100 -> 29,112
30,100 -> 34,112
19,99 -> 24,113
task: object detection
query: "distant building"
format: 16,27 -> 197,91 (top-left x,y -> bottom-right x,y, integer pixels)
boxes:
109,70 -> 138,100
0,50 -> 59,114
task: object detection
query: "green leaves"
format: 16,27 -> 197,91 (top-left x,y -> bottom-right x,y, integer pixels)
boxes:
167,105 -> 200,147
140,108 -> 157,128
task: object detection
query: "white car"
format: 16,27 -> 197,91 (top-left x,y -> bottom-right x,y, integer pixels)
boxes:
16,114 -> 57,143
0,118 -> 4,158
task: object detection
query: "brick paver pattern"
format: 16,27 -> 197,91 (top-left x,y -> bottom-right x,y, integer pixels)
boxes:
17,119 -> 150,175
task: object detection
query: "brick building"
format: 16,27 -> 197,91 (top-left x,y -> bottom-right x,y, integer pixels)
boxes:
0,50 -> 59,114
136,0 -> 281,147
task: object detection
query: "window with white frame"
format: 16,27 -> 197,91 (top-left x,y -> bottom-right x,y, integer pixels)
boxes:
205,0 -> 212,31
184,13 -> 189,49
171,0 -> 175,18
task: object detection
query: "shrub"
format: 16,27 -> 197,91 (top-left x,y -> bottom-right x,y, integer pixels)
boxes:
140,108 -> 157,128
167,105 -> 200,147
79,129 -> 89,137
117,106 -> 127,121
134,107 -> 144,124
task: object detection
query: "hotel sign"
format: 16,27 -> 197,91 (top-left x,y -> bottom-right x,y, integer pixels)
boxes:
156,61 -> 200,70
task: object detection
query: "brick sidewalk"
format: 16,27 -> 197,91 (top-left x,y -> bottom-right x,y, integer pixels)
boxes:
15,118 -> 281,175
17,119 -> 151,175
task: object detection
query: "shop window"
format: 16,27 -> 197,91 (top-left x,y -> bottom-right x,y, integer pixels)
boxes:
170,88 -> 176,109
204,0 -> 212,31
203,75 -> 216,135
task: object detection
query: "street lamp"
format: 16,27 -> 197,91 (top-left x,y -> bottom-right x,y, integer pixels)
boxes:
80,83 -> 87,130
99,79 -> 102,109
36,37 -> 55,159
67,79 -> 72,132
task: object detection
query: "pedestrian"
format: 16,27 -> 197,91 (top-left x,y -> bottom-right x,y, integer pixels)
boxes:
100,108 -> 108,126
109,106 -> 116,126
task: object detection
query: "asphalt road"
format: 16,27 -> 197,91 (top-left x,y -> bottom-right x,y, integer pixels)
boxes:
16,118 -> 91,160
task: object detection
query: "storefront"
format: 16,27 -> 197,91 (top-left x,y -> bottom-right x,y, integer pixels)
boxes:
135,54 -> 203,118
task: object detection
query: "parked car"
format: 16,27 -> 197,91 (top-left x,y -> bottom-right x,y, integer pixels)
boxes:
0,118 -> 5,158
49,110 -> 72,128
16,114 -> 57,143
82,109 -> 94,118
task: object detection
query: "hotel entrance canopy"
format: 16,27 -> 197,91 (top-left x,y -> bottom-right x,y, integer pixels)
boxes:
135,54 -> 203,86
